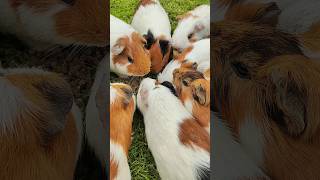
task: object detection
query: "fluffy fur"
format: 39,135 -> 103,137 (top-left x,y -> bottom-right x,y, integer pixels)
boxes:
172,4 -> 210,51
0,0 -> 107,48
131,0 -> 172,73
137,78 -> 210,180
0,67 -> 82,180
110,15 -> 151,77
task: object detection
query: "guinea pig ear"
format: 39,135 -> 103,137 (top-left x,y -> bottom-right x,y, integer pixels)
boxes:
112,38 -> 126,55
35,80 -> 73,139
95,73 -> 108,126
192,82 -> 209,106
254,2 -> 281,26
269,70 -> 306,136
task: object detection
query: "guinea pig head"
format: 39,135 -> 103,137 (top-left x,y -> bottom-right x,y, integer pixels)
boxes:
112,32 -> 151,76
224,55 -> 320,178
144,31 -> 173,73
12,0 -> 107,47
0,69 -> 79,179
110,83 -> 135,154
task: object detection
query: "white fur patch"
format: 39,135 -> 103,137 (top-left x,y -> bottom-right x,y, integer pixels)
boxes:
110,140 -> 131,180
131,0 -> 171,40
183,38 -> 210,66
157,60 -> 182,83
172,4 -> 210,51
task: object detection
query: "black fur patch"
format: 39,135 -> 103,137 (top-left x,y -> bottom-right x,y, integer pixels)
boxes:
159,39 -> 169,57
266,102 -> 286,129
231,61 -> 251,79
161,81 -> 178,97
196,166 -> 210,180
143,30 -> 155,49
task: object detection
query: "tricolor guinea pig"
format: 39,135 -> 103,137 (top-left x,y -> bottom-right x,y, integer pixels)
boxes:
0,68 -> 82,180
217,55 -> 320,179
137,77 -> 210,180
110,82 -> 135,180
213,112 -> 269,179
0,0 -> 107,48
110,15 -> 151,77
157,59 -> 197,83
173,68 -> 210,133
85,56 -> 108,168
131,0 -> 172,73
172,4 -> 210,52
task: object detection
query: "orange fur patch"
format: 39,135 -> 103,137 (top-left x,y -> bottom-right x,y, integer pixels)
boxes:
179,118 -> 210,152
175,46 -> 193,62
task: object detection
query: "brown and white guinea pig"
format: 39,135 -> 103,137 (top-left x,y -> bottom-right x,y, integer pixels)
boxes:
137,77 -> 210,180
173,68 -> 210,133
172,4 -> 210,52
216,55 -> 320,179
213,112 -> 269,179
110,83 -> 135,180
131,0 -> 172,73
0,0 -> 107,48
0,67 -> 82,180
110,15 -> 151,77
85,56 -> 108,168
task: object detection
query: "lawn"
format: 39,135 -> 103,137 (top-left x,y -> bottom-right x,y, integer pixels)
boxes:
110,0 -> 209,179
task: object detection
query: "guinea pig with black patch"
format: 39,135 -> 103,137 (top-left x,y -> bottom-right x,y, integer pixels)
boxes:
0,0 -> 107,48
0,67 -> 82,180
110,15 -> 151,77
137,77 -> 210,180
131,0 -> 172,73
172,4 -> 210,52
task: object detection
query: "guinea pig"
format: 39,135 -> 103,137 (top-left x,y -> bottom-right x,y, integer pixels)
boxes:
216,54 -> 320,179
0,67 -> 82,180
157,59 -> 197,83
110,83 -> 135,180
172,4 -> 210,52
0,0 -> 107,48
85,56 -> 108,168
131,0 -> 172,73
173,68 -> 210,133
110,15 -> 151,77
213,112 -> 269,179
137,77 -> 210,180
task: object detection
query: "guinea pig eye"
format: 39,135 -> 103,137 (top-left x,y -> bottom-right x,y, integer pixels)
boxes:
61,0 -> 75,5
128,57 -> 133,63
188,33 -> 194,40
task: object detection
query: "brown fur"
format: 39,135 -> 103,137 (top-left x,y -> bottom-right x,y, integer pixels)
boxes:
224,2 -> 281,27
216,0 -> 242,7
300,21 -> 320,53
215,54 -> 320,179
176,46 -> 194,61
149,36 -> 172,73
0,72 -> 79,180
176,12 -> 197,21
55,0 -> 108,46
110,83 -> 135,156
113,32 -> 151,76
179,118 -> 210,152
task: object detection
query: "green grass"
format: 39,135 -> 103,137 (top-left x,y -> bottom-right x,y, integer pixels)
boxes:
110,0 -> 209,179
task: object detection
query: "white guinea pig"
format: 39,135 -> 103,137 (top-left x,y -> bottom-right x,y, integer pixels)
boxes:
110,15 -> 151,77
172,4 -> 210,52
0,0 -> 107,48
0,67 -> 82,180
131,0 -> 172,73
137,77 -> 210,180
85,55 -> 108,169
